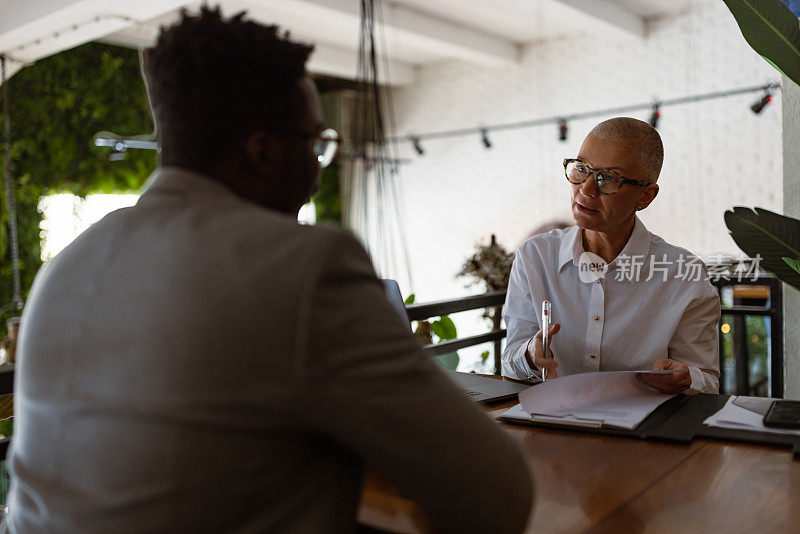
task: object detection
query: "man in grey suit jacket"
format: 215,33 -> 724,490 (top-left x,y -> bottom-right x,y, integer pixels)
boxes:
3,6 -> 533,533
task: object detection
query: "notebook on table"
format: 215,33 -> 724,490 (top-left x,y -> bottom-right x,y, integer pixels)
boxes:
500,371 -> 678,430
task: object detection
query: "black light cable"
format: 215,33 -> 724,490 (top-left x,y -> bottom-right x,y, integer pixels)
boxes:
97,82 -> 782,160
387,81 -> 781,152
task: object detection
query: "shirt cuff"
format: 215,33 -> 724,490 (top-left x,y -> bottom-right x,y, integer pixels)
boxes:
684,366 -> 705,395
516,339 -> 540,382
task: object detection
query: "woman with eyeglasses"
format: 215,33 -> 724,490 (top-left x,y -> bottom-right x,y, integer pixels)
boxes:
501,117 -> 720,395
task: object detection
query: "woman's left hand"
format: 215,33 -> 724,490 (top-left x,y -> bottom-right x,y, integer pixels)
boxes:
636,358 -> 691,393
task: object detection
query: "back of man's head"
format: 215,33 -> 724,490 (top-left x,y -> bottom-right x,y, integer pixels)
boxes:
142,6 -> 314,171
587,117 -> 664,182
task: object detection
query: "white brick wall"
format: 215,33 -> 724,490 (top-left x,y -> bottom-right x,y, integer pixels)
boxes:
782,75 -> 800,399
389,0 -> 783,308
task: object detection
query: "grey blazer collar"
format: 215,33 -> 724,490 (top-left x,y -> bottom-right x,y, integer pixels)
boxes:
139,166 -> 234,200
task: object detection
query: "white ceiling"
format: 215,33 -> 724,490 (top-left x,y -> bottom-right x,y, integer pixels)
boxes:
0,0 -> 691,86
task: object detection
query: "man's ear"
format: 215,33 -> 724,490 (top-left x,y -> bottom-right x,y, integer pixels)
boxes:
636,184 -> 659,210
244,132 -> 282,175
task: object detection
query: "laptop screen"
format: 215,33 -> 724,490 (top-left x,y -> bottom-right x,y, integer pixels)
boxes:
381,279 -> 410,330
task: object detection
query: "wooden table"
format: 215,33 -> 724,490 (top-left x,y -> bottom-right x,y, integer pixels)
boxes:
358,400 -> 800,533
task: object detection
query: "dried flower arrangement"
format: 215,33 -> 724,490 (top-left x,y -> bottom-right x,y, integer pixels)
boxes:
457,234 -> 515,293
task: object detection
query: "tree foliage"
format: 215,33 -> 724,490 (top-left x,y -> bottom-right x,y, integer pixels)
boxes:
1,42 -> 157,329
314,160 -> 343,225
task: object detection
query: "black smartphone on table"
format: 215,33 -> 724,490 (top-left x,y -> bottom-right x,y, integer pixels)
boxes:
763,400 -> 800,429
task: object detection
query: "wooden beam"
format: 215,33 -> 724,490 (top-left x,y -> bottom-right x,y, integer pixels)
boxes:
308,43 -> 415,86
0,0 -> 191,71
554,0 -> 645,38
285,0 -> 519,65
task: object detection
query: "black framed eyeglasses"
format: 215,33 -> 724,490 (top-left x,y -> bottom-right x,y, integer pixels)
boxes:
563,158 -> 652,195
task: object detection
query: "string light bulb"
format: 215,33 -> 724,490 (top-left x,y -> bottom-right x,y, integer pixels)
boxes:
411,136 -> 424,156
480,128 -> 492,149
558,119 -> 568,142
750,91 -> 773,114
649,103 -> 661,129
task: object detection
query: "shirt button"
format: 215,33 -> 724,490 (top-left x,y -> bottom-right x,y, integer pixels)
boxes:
590,354 -> 597,359
593,315 -> 600,321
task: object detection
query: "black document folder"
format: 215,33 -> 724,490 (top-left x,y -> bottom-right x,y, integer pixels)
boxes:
444,371 -> 529,404
499,394 -> 800,458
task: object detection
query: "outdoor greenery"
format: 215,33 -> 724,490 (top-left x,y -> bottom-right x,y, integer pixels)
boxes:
314,160 -> 343,225
315,93 -> 344,226
1,43 -> 157,332
405,293 -> 460,370
720,314 -> 770,395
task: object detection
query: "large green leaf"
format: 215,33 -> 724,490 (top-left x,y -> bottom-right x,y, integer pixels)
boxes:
721,0 -> 800,87
783,256 -> 800,275
431,315 -> 458,341
435,352 -> 460,371
724,206 -> 800,289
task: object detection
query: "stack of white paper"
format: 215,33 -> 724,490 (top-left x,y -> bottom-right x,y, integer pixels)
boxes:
703,396 -> 800,437
502,371 -> 676,430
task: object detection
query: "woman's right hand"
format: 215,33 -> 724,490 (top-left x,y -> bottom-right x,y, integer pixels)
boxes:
525,322 -> 561,378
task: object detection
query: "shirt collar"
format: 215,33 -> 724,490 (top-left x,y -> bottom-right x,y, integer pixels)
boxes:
558,226 -> 582,271
558,216 -> 651,272
614,216 -> 652,265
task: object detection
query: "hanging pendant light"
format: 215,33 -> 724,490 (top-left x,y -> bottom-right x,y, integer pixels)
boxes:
344,0 -> 414,291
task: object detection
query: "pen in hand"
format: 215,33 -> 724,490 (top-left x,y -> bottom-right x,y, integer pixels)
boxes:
526,309 -> 559,382
541,300 -> 551,382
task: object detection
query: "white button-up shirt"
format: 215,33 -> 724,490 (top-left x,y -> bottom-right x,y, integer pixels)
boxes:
501,217 -> 720,394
